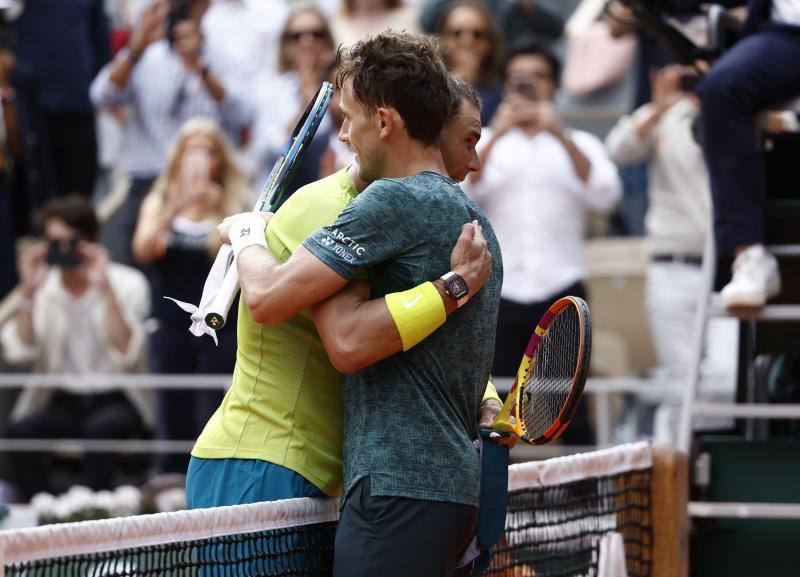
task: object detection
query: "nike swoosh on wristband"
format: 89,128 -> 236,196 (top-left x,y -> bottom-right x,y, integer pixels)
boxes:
403,294 -> 422,309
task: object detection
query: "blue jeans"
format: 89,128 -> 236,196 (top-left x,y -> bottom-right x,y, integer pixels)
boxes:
699,27 -> 800,252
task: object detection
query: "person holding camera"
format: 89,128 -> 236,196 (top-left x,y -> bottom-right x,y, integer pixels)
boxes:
0,196 -> 151,501
464,41 -> 621,384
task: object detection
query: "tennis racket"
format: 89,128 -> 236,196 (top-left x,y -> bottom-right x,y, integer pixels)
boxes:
491,296 -> 592,445
203,81 -> 335,330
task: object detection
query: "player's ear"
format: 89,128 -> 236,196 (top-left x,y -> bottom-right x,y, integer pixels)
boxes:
376,107 -> 397,139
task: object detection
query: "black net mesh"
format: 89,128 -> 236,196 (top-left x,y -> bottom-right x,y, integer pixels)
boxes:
522,304 -> 582,440
5,522 -> 337,577
485,468 -> 653,577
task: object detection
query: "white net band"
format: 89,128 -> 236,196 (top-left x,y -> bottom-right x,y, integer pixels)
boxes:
0,496 -> 339,564
508,441 -> 652,492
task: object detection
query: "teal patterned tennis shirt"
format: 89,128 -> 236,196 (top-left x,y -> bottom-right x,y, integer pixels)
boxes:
304,171 -> 503,507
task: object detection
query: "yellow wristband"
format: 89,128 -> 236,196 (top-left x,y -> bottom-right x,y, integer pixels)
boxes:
385,281 -> 446,351
482,378 -> 502,405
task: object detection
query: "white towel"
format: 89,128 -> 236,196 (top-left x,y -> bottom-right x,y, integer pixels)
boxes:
598,531 -> 629,577
164,244 -> 235,346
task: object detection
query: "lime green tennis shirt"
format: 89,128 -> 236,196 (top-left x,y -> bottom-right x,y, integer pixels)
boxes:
191,169 -> 359,496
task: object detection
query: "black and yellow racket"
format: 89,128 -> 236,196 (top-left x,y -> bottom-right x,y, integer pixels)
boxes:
492,296 -> 591,444
203,81 -> 335,330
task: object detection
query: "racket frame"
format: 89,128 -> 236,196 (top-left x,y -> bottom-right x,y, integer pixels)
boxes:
492,296 -> 591,445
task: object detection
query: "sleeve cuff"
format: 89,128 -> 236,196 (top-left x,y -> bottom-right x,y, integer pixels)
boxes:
0,320 -> 39,365
482,378 -> 503,405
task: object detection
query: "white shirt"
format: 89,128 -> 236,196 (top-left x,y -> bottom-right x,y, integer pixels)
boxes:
203,0 -> 288,105
772,0 -> 800,25
62,291 -> 111,390
464,127 -> 622,304
90,42 -> 251,178
605,98 -> 711,257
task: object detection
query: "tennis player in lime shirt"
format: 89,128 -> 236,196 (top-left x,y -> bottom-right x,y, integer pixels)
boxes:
186,78 -> 502,508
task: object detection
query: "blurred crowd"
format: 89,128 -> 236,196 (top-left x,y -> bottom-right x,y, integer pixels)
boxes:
0,0 -> 797,504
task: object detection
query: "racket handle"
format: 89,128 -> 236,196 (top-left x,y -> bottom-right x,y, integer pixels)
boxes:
204,266 -> 240,330
491,381 -> 518,434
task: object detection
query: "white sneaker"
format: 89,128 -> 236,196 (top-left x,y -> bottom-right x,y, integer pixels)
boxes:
720,245 -> 781,309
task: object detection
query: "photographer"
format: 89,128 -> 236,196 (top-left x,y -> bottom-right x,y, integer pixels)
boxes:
695,0 -> 800,308
464,41 -> 621,383
0,196 -> 151,501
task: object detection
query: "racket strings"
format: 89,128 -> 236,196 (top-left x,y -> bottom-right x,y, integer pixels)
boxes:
520,304 -> 582,440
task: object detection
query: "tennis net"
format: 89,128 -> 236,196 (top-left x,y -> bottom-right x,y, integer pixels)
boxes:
0,442 -> 681,577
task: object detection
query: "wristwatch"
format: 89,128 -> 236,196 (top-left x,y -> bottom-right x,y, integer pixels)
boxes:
440,271 -> 469,308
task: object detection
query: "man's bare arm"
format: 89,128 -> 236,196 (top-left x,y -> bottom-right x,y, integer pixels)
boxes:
218,212 -> 349,324
238,244 -> 349,325
312,221 -> 492,373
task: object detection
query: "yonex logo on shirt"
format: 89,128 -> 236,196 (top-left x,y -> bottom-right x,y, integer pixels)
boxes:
240,228 -> 250,237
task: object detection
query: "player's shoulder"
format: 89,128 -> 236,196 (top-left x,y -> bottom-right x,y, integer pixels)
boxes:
290,169 -> 357,204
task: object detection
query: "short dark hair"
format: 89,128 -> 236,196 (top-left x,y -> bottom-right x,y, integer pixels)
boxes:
505,40 -> 562,86
35,195 -> 99,241
336,31 -> 457,146
450,76 -> 482,113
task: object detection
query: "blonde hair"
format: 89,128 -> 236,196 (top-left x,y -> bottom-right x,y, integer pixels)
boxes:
149,117 -> 251,216
147,117 -> 252,253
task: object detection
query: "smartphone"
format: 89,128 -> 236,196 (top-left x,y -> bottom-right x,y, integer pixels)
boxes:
507,75 -> 538,101
182,148 -> 212,181
46,239 -> 81,268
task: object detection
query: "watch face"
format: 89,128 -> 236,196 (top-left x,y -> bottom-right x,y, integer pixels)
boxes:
446,275 -> 468,300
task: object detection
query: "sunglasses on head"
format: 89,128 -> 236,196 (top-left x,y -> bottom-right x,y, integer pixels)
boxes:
445,28 -> 488,41
284,29 -> 328,42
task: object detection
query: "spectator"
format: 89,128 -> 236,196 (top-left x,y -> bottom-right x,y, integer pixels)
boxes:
697,0 -> 800,309
132,117 -> 250,474
331,0 -> 420,47
90,0 -> 250,266
0,196 -> 151,501
605,65 -> 714,375
436,0 -> 504,124
6,0 -> 109,208
248,6 -> 334,189
464,41 -> 621,379
421,0 -> 564,51
201,0 -> 289,104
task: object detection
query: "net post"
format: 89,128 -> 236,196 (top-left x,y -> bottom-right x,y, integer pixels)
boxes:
651,443 -> 689,577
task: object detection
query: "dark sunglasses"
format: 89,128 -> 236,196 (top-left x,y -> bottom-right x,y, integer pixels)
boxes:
284,29 -> 328,42
444,28 -> 488,41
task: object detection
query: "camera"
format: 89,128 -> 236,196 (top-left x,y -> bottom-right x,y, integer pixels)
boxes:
46,239 -> 82,268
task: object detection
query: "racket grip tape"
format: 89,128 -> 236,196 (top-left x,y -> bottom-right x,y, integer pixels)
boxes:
204,267 -> 241,330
